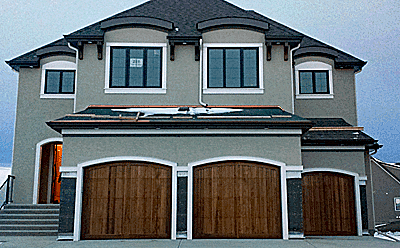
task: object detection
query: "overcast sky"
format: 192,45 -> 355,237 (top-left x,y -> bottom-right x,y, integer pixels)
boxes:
0,0 -> 399,167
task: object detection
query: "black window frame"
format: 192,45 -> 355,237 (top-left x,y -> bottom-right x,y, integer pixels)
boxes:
299,70 -> 330,94
44,70 -> 75,94
109,46 -> 163,88
207,47 -> 259,88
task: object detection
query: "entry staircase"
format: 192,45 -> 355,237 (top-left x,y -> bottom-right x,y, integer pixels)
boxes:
0,204 -> 59,236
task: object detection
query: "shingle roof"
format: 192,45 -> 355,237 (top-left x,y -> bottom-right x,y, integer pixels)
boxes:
6,0 -> 365,71
302,118 -> 377,146
46,105 -> 312,133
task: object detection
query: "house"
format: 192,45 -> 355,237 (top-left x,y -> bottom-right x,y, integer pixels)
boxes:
5,0 -> 381,241
369,157 -> 400,227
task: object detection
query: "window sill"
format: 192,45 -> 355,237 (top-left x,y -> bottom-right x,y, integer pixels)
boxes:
104,88 -> 167,94
40,94 -> 75,99
296,94 -> 334,99
203,88 -> 264,95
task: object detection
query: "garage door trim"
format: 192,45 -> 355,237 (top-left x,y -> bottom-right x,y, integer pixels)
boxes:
187,156 -> 288,240
73,156 -> 178,241
302,168 -> 362,236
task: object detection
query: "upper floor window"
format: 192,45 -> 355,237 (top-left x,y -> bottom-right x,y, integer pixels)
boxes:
105,43 -> 167,94
45,70 -> 75,94
41,61 -> 76,99
295,61 -> 333,99
299,71 -> 329,94
203,43 -> 264,94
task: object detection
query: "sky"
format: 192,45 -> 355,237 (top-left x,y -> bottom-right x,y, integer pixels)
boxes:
0,0 -> 399,167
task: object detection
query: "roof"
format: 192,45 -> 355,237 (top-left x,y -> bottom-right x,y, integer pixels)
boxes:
46,105 -> 313,133
6,0 -> 365,71
302,118 -> 378,146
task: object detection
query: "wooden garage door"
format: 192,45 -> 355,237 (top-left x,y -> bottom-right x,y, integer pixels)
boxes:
81,161 -> 172,239
193,161 -> 282,239
302,172 -> 357,236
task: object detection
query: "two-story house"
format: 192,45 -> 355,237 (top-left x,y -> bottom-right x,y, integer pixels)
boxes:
6,0 -> 380,241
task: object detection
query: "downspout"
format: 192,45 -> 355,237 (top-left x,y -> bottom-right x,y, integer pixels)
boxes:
68,42 -> 79,113
198,39 -> 208,107
290,43 -> 301,114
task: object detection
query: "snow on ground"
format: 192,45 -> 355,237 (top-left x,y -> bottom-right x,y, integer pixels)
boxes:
374,231 -> 400,242
0,166 -> 11,184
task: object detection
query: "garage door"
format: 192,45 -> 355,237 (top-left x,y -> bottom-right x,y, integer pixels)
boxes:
193,161 -> 282,238
81,161 -> 172,239
302,172 -> 357,236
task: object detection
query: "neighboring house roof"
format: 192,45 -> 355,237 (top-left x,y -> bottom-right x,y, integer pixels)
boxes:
302,118 -> 378,147
46,105 -> 313,133
6,0 -> 365,72
371,156 -> 400,185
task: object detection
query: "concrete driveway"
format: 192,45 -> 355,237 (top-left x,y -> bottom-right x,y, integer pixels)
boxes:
0,236 -> 400,248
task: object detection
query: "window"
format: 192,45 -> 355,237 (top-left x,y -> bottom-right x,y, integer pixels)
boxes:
110,47 -> 162,88
395,197 -> 400,211
208,48 -> 258,88
203,43 -> 264,94
295,61 -> 333,99
299,71 -> 329,94
40,61 -> 76,99
105,43 -> 167,94
45,70 -> 75,94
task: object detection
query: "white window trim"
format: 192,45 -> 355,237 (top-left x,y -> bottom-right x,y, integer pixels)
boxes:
104,42 -> 167,94
202,43 -> 264,94
295,61 -> 333,99
40,61 -> 76,99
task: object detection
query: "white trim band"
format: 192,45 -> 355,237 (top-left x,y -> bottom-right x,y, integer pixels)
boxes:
62,129 -> 303,135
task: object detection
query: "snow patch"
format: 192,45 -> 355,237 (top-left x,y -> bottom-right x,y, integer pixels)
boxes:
112,107 -> 243,117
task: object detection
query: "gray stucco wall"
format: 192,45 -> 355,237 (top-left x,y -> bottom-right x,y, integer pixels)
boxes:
301,150 -> 366,175
370,160 -> 400,225
12,56 -> 75,203
74,28 -> 293,112
61,135 -> 302,167
294,56 -> 358,126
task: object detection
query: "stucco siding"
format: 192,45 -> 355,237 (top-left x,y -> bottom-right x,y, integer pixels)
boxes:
370,160 -> 400,225
61,135 -> 302,167
294,56 -> 358,126
74,28 -> 293,111
302,150 -> 366,175
12,55 -> 75,203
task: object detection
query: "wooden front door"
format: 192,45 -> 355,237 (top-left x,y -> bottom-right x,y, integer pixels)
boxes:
193,161 -> 282,239
81,161 -> 172,239
302,172 -> 357,236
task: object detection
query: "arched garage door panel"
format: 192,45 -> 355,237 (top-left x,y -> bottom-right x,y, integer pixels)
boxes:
81,161 -> 172,239
193,161 -> 282,239
302,172 -> 356,236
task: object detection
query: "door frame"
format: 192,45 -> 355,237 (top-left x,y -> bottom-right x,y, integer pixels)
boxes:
302,168 -> 363,236
73,156 -> 178,241
33,137 -> 63,204
187,156 -> 289,240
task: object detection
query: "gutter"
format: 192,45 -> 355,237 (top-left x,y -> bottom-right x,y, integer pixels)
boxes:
68,42 -> 79,113
198,39 -> 208,107
290,43 -> 301,114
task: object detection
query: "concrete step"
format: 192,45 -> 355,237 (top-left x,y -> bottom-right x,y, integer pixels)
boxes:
0,214 -> 59,220
0,204 -> 60,236
0,230 -> 58,236
3,204 -> 59,210
0,219 -> 59,225
0,209 -> 59,215
0,224 -> 58,231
